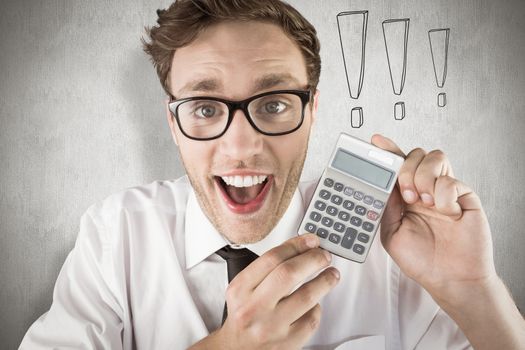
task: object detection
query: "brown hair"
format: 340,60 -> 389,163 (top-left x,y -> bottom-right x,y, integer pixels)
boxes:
142,0 -> 321,97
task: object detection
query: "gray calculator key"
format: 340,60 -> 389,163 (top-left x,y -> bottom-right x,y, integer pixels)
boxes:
314,200 -> 327,211
350,216 -> 362,227
373,199 -> 385,209
338,211 -> 350,221
363,195 -> 374,205
343,200 -> 355,211
316,228 -> 328,238
334,222 -> 345,233
309,211 -> 322,222
341,228 -> 357,249
331,195 -> 343,205
323,178 -> 334,187
355,205 -> 366,216
326,206 -> 338,216
353,244 -> 365,255
321,217 -> 334,228
304,223 -> 316,233
343,186 -> 354,196
353,191 -> 364,201
334,182 -> 344,192
362,222 -> 374,232
357,233 -> 370,243
329,233 -> 341,244
320,190 -> 331,200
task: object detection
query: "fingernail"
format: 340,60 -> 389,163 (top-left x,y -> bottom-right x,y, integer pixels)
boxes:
420,193 -> 434,205
402,189 -> 417,203
305,235 -> 319,248
323,249 -> 332,263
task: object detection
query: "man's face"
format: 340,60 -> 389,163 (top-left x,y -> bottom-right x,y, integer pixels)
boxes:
166,21 -> 318,244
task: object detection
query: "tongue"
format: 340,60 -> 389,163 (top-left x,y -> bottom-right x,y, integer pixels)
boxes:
225,183 -> 265,204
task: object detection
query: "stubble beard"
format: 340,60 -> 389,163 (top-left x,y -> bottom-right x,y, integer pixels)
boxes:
180,145 -> 308,245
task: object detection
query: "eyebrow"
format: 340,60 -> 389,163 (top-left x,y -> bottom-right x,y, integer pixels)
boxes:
254,73 -> 303,91
177,78 -> 222,97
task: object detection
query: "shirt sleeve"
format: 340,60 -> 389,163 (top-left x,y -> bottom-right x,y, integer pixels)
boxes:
414,309 -> 473,350
19,209 -> 125,349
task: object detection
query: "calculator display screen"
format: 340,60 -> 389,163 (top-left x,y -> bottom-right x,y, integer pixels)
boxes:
331,149 -> 394,189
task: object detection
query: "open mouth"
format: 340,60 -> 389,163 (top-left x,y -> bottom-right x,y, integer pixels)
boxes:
214,174 -> 273,214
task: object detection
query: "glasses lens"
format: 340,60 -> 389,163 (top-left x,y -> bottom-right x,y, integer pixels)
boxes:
248,93 -> 304,134
176,99 -> 229,139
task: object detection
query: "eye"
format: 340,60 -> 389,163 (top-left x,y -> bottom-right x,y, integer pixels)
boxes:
194,104 -> 217,118
263,101 -> 287,114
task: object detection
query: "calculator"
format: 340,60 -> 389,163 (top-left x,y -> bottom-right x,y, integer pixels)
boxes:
298,133 -> 404,263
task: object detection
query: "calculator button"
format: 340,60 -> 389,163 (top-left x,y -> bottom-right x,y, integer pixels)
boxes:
316,228 -> 328,238
353,244 -> 365,255
353,191 -> 364,201
309,211 -> 322,222
329,233 -> 341,244
331,195 -> 343,205
343,186 -> 354,196
354,205 -> 366,216
334,182 -> 344,192
366,210 -> 379,221
326,206 -> 338,216
350,216 -> 362,227
343,200 -> 355,211
338,211 -> 350,221
362,222 -> 374,232
333,222 -> 346,233
363,195 -> 374,205
314,200 -> 327,211
357,233 -> 370,243
320,190 -> 331,200
373,199 -> 385,209
341,228 -> 357,249
321,217 -> 334,228
323,178 -> 334,188
304,223 -> 316,233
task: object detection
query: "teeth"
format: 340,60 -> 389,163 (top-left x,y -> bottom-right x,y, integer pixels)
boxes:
221,175 -> 268,188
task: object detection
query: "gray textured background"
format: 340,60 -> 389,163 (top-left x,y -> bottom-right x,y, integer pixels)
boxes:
1,0 -> 524,348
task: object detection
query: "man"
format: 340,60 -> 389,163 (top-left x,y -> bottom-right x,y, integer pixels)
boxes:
21,0 -> 524,349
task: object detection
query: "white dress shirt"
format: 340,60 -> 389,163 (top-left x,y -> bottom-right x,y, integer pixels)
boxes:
20,176 -> 472,349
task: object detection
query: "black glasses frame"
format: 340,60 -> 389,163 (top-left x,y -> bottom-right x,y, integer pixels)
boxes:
168,89 -> 311,141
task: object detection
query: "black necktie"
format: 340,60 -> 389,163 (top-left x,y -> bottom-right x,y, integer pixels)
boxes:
216,246 -> 259,325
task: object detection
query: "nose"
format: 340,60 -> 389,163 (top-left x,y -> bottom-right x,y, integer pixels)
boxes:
218,109 -> 263,161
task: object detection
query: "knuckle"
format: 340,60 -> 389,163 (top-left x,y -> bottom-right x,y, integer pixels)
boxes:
428,149 -> 446,161
275,263 -> 296,283
308,305 -> 322,331
299,286 -> 316,306
408,147 -> 426,157
262,250 -> 283,270
225,280 -> 241,301
233,304 -> 256,329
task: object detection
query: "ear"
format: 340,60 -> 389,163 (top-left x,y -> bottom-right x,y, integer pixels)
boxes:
165,98 -> 179,147
310,89 -> 320,125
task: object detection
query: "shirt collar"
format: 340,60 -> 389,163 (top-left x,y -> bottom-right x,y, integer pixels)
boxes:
184,187 -> 305,269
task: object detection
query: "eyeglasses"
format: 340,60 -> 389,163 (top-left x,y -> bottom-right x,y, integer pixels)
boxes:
168,89 -> 311,141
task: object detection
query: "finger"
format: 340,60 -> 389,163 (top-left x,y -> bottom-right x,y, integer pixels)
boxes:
397,148 -> 427,204
277,267 -> 339,324
371,134 -> 406,158
434,176 -> 482,218
230,234 -> 320,293
254,248 -> 332,305
287,303 -> 322,347
413,149 -> 452,206
380,182 -> 404,249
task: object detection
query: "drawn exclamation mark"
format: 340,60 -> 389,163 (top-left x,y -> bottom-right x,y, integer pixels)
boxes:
382,18 -> 410,120
337,10 -> 368,128
429,28 -> 450,107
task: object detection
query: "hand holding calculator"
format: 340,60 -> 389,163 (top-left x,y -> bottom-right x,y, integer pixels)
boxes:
298,133 -> 404,262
